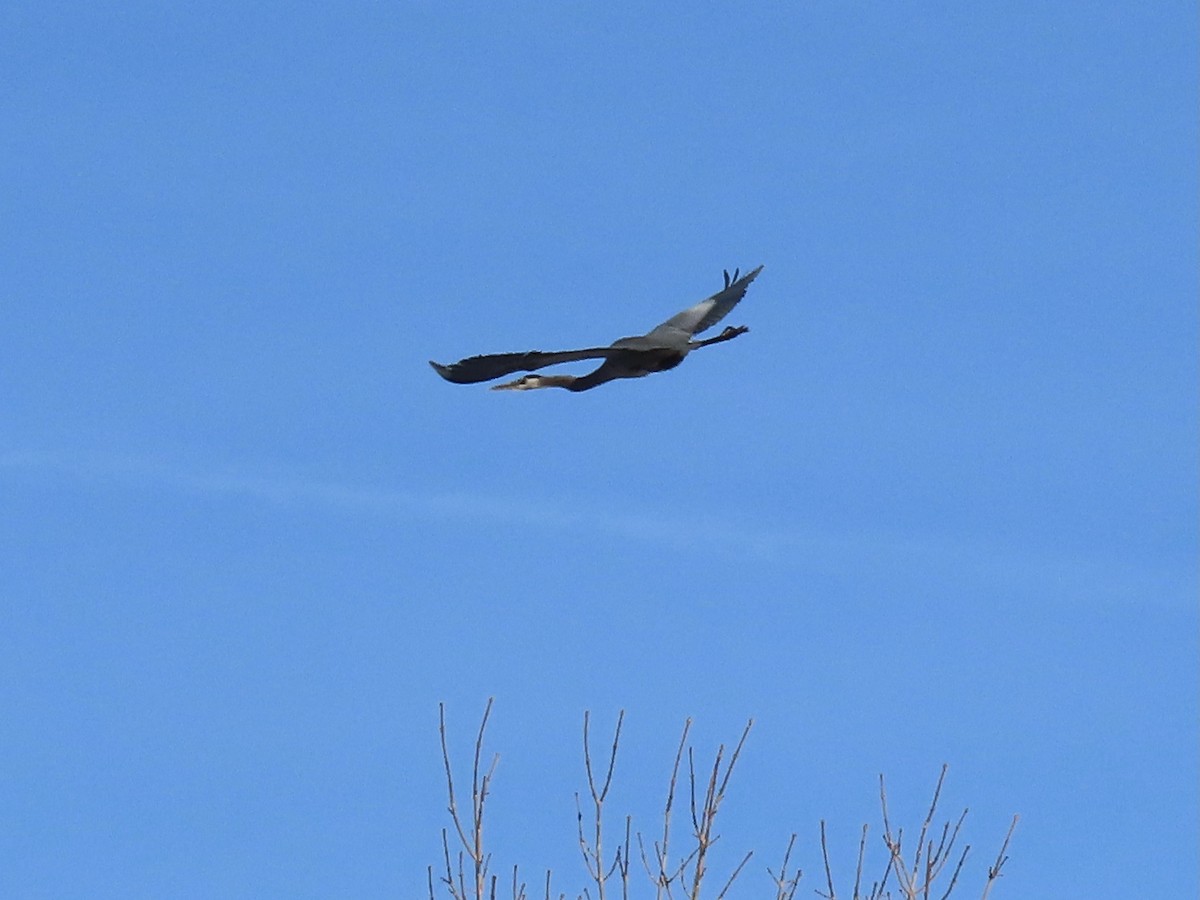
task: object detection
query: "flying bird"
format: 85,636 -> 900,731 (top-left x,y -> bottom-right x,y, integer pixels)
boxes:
429,265 -> 763,392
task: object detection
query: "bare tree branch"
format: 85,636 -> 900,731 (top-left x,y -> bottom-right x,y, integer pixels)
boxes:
685,719 -> 753,900
438,699 -> 498,900
578,710 -> 626,900
431,706 -> 1017,900
640,718 -> 691,899
767,833 -> 801,900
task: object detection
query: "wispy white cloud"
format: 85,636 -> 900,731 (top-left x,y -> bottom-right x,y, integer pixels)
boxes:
1,448 -> 1191,609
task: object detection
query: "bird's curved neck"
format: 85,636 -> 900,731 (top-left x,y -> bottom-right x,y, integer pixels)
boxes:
537,375 -> 582,390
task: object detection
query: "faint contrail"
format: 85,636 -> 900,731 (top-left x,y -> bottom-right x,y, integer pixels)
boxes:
0,447 -> 1189,607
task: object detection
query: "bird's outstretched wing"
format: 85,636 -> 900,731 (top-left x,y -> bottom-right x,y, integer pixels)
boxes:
429,347 -> 621,384
648,265 -> 764,339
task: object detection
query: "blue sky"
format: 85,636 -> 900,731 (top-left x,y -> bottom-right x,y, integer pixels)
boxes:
2,2 -> 1196,897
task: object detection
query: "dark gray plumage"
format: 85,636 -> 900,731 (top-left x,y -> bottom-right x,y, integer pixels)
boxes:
429,265 -> 763,392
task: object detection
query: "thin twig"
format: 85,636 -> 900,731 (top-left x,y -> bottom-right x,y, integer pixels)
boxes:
911,765 -> 948,892
767,833 -> 801,900
936,845 -> 969,900
818,820 -> 837,900
440,703 -> 474,855
641,718 -> 691,899
580,711 -> 625,900
879,773 -> 916,898
716,721 -> 753,800
471,700 -> 499,899
852,824 -> 868,900
687,720 -> 753,900
713,850 -> 753,900
438,699 -> 498,900
440,829 -> 460,900
979,816 -> 1018,900
618,816 -> 632,900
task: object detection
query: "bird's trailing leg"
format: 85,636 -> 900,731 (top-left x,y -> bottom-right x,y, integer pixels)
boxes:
722,268 -> 741,289
690,324 -> 749,349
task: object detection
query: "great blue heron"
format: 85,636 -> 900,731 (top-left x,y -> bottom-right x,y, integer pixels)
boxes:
429,265 -> 763,392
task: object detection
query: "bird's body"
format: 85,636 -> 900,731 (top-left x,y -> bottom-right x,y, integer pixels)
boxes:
430,265 -> 763,392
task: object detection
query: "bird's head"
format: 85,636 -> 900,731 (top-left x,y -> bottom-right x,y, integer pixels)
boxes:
491,373 -> 578,391
491,374 -> 544,391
